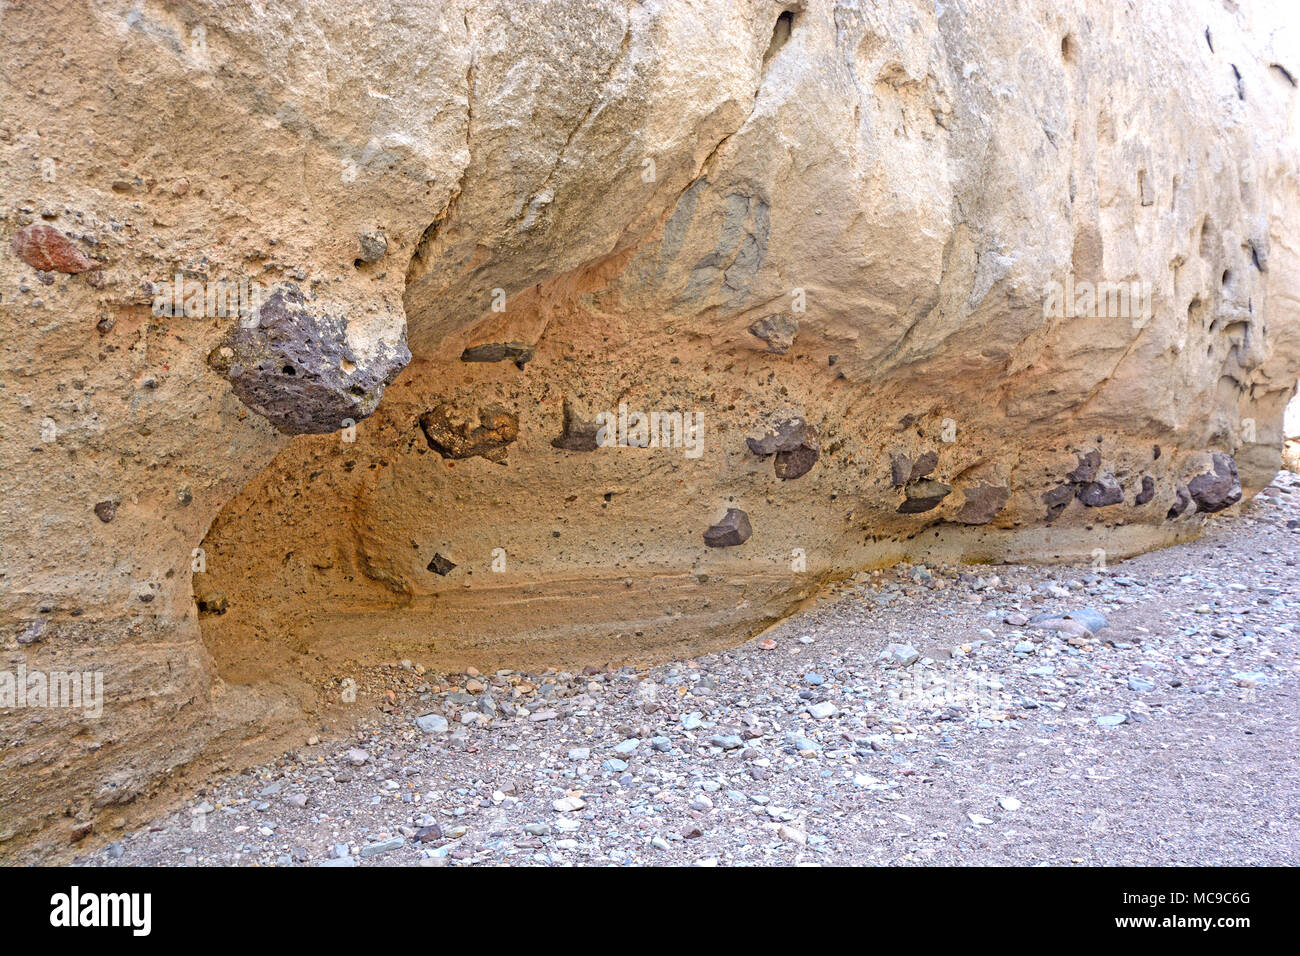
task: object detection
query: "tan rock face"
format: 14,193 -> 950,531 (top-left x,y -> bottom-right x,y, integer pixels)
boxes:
1,0 -> 1297,856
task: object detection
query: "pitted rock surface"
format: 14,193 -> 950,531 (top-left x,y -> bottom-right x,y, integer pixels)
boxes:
208,286 -> 410,435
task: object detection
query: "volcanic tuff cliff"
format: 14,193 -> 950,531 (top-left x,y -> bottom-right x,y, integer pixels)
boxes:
1,0 -> 1298,857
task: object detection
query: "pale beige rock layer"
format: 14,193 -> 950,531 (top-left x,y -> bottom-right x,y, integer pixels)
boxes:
1,0 -> 1297,857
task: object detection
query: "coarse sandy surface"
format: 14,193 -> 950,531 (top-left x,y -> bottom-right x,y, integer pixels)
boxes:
76,473 -> 1300,867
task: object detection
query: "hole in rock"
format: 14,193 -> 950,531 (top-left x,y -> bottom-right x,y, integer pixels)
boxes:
763,10 -> 796,64
1198,217 -> 1215,257
1285,386 -> 1300,441
1248,242 -> 1265,272
1061,34 -> 1076,63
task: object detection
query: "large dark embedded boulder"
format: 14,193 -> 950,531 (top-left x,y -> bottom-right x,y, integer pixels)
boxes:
1046,450 -> 1122,514
357,230 -> 388,262
1076,473 -> 1124,507
419,401 -> 519,462
704,508 -> 752,547
953,484 -> 1009,524
747,418 -> 819,479
208,285 -> 410,434
1188,453 -> 1242,513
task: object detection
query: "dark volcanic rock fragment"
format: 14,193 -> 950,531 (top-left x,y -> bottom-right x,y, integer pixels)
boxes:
890,450 -> 937,486
419,402 -> 519,462
427,553 -> 457,575
890,454 -> 912,487
1043,484 -> 1075,521
908,451 -> 938,482
208,284 -> 410,434
1067,450 -> 1102,484
953,484 -> 1009,524
1077,473 -> 1124,507
1166,485 -> 1192,519
1135,475 -> 1156,505
551,398 -> 600,451
357,231 -> 388,262
774,439 -> 819,480
1187,453 -> 1242,513
460,342 -> 534,367
748,314 -> 798,354
747,418 -> 806,456
704,508 -> 752,547
898,479 -> 952,514
748,418 -> 819,479
93,499 -> 118,523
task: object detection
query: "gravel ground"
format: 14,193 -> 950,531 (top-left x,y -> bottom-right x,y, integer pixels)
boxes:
80,472 -> 1300,867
